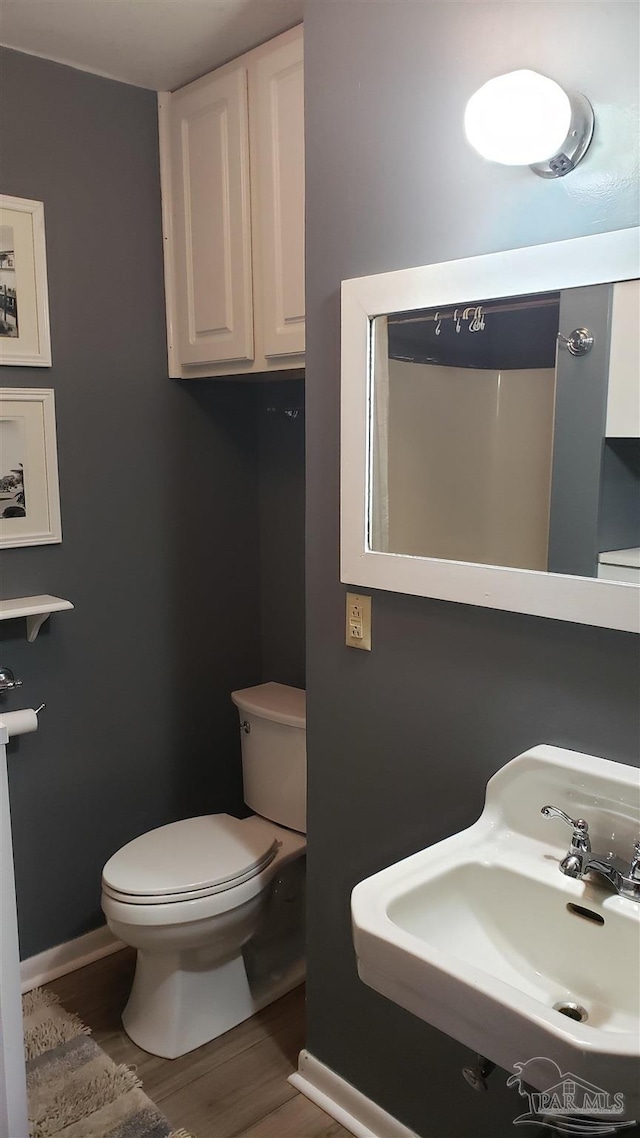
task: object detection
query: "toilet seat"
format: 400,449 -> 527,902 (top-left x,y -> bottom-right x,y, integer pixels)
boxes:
102,814 -> 280,905
102,816 -> 306,930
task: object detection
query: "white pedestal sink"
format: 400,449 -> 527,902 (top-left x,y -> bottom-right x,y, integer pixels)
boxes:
352,745 -> 640,1122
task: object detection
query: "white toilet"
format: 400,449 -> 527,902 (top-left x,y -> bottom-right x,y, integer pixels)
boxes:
101,682 -> 306,1058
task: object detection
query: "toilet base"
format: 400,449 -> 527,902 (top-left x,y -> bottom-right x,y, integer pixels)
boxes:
122,947 -> 305,1059
122,949 -> 255,1059
119,854 -> 307,1058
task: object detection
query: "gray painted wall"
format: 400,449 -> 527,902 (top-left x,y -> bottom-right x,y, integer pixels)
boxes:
0,48 -> 305,959
258,379 -> 306,689
599,440 -> 640,552
304,4 -> 640,1136
548,285 -> 612,577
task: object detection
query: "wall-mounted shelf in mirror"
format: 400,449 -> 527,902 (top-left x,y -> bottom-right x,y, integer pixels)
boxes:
340,228 -> 640,632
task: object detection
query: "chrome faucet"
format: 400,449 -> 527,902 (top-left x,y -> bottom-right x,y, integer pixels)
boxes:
582,843 -> 640,902
541,805 -> 640,903
540,806 -> 591,877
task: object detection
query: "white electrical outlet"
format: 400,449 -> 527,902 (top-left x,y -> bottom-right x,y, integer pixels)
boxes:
346,592 -> 372,650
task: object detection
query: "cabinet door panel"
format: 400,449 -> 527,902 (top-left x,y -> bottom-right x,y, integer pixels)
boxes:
253,31 -> 305,358
171,66 -> 253,365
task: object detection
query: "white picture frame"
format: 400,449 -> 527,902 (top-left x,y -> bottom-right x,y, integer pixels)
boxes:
0,388 -> 62,548
0,196 -> 52,367
341,227 -> 640,634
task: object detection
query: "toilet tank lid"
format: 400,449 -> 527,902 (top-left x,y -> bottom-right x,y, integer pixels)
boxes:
231,682 -> 305,728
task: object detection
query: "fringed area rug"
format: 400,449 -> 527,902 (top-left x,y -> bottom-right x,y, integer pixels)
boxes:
23,988 -> 195,1138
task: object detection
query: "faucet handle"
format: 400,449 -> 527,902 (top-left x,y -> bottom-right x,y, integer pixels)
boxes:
540,805 -> 592,854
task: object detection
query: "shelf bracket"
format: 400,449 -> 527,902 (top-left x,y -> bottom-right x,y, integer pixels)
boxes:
26,613 -> 51,643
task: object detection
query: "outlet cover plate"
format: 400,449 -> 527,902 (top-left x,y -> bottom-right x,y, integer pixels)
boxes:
346,592 -> 372,650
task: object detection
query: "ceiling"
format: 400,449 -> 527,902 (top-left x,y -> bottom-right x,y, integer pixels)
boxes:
0,0 -> 305,91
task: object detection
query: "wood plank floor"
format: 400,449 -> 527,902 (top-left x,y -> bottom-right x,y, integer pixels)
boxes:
46,948 -> 352,1138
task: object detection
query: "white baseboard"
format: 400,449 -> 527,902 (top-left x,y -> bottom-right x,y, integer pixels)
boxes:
289,1049 -> 419,1138
21,925 -> 124,993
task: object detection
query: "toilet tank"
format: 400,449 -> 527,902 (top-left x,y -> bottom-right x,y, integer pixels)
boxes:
231,682 -> 306,834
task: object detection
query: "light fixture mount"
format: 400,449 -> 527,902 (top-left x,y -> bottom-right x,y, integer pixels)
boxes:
464,70 -> 595,179
530,90 -> 595,178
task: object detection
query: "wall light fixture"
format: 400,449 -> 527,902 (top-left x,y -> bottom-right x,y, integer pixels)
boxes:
464,69 -> 595,178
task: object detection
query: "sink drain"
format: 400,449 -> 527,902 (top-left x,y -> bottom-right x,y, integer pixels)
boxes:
553,1000 -> 588,1023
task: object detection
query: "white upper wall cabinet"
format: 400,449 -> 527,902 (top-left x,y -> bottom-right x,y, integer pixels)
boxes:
252,33 -> 305,359
165,65 -> 254,368
159,26 -> 305,379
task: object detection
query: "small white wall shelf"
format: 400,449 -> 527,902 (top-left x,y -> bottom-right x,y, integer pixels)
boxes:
0,596 -> 74,642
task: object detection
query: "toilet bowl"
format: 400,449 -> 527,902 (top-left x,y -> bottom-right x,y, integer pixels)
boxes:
101,683 -> 306,1058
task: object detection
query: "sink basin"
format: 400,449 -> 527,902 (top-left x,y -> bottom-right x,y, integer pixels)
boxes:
389,862 -> 638,1037
352,745 -> 640,1119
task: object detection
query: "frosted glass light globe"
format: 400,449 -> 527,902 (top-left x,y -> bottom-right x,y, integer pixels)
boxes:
464,70 -> 573,166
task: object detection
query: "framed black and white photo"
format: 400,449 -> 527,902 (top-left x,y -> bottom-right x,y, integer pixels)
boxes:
0,389 -> 62,548
0,196 -> 52,367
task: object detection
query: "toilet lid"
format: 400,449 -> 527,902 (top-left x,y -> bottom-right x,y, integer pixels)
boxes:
102,814 -> 279,899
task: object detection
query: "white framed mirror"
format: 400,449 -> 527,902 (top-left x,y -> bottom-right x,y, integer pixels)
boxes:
340,228 -> 640,632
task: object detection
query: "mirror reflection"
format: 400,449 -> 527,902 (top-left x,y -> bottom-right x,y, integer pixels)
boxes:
369,281 -> 640,582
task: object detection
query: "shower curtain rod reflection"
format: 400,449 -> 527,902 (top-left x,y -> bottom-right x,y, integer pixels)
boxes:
388,295 -> 560,325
